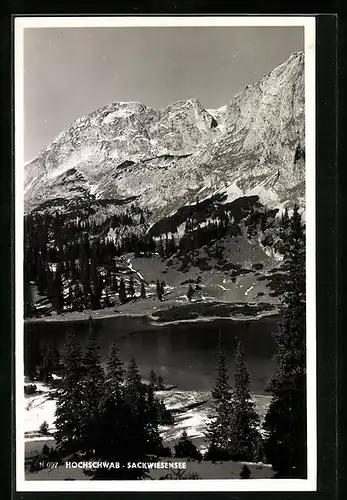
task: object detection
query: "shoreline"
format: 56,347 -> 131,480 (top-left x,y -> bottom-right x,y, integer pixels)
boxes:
149,309 -> 280,327
24,303 -> 280,326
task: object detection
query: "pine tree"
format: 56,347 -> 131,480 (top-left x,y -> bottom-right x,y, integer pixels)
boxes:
55,332 -> 84,451
145,382 -> 163,453
149,369 -> 157,387
80,316 -> 105,453
125,358 -> 143,412
92,344 -> 130,478
157,238 -> 165,258
52,267 -> 64,314
103,286 -> 111,308
106,341 -> 124,389
128,276 -> 135,298
41,345 -> 54,383
264,205 -> 306,478
156,279 -> 163,301
123,359 -> 152,463
240,464 -> 251,479
50,340 -> 60,371
279,206 -> 290,240
118,278 -> 127,303
174,430 -> 201,460
66,283 -> 73,311
157,375 -> 165,390
73,284 -> 84,312
24,273 -> 35,318
36,253 -> 47,296
94,356 -> 163,479
260,210 -> 267,233
187,284 -> 194,302
140,281 -> 146,299
24,332 -> 42,379
111,275 -> 119,293
205,332 -> 234,460
229,340 -> 260,461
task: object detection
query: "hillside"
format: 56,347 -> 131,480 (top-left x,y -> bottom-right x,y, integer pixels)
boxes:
23,52 -> 304,320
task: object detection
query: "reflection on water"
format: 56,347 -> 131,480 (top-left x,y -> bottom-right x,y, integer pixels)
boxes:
25,315 -> 279,394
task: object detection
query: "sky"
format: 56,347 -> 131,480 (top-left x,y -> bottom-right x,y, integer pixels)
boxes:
23,26 -> 304,161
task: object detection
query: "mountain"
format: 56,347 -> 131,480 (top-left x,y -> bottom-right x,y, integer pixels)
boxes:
24,51 -> 305,220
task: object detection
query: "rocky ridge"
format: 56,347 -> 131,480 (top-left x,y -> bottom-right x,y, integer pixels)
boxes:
24,51 -> 305,220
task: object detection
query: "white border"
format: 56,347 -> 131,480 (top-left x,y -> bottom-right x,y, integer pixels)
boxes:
15,16 -> 316,492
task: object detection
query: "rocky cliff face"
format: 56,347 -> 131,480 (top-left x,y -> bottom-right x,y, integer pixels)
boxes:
24,51 -> 305,219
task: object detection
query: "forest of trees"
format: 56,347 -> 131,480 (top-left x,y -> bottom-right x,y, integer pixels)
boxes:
263,205 -> 307,478
25,204 -> 306,480
53,317 -> 173,479
202,206 -> 306,478
24,197 -> 274,318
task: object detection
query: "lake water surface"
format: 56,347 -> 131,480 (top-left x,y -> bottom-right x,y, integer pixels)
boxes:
25,315 -> 279,394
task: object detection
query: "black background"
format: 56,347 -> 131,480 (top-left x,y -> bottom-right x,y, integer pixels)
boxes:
0,5 -> 343,500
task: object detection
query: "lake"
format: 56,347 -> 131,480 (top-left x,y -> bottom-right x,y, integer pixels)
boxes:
25,314 -> 279,394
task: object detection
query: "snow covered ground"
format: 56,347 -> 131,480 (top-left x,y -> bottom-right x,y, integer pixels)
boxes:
24,382 -> 57,439
23,383 -> 271,452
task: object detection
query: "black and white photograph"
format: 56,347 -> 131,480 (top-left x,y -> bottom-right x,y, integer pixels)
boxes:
15,16 -> 316,491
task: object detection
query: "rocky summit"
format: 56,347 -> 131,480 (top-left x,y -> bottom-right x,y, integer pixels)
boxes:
24,51 -> 305,220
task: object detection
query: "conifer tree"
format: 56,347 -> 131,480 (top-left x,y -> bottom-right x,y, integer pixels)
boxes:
260,210 -> 267,233
205,332 -> 234,459
55,332 -> 84,451
106,341 -> 124,389
157,375 -> 165,390
24,332 -> 42,379
264,205 -> 306,478
156,279 -> 163,301
279,206 -> 290,240
229,340 -> 260,461
118,278 -> 127,303
50,340 -> 61,371
80,316 -> 105,452
128,276 -> 135,298
52,267 -> 64,314
240,464 -> 251,479
157,238 -> 165,258
149,369 -> 157,387
123,359 -> 152,461
187,284 -> 194,302
112,275 -> 119,293
145,382 -> 163,453
94,356 -> 164,479
125,358 -> 144,412
92,343 -> 129,478
24,272 -> 34,317
36,253 -> 47,296
66,283 -> 73,310
174,430 -> 201,460
41,345 -> 53,383
73,284 -> 84,312
103,286 -> 111,308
